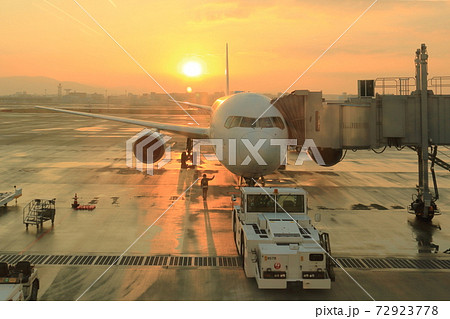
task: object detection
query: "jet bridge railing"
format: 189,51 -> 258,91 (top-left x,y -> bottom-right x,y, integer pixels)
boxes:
375,77 -> 415,96
429,76 -> 450,95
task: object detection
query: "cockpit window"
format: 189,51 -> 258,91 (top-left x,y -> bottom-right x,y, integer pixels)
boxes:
240,117 -> 254,127
257,117 -> 273,128
224,116 -> 285,129
271,117 -> 285,129
224,116 -> 234,128
230,116 -> 242,128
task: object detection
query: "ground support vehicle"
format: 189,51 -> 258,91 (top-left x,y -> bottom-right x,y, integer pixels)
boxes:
23,198 -> 56,229
0,261 -> 39,301
232,187 -> 334,289
0,186 -> 22,207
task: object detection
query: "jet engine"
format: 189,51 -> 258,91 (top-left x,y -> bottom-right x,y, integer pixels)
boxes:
309,147 -> 343,167
132,131 -> 167,164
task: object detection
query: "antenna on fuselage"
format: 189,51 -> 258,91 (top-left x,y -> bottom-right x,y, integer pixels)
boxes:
226,43 -> 230,96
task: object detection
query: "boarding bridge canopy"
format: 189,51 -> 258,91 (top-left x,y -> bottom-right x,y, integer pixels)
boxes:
273,91 -> 450,150
273,44 -> 450,220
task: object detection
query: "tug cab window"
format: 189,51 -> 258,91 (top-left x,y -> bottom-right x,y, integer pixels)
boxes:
247,194 -> 274,212
276,195 -> 304,213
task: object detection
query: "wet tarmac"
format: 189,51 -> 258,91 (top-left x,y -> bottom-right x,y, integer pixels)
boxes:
0,104 -> 449,300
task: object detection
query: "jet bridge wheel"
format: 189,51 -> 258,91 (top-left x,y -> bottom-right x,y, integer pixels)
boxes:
409,196 -> 436,221
416,213 -> 435,222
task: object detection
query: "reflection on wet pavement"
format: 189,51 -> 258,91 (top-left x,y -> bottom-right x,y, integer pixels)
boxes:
0,104 -> 449,300
408,217 -> 441,254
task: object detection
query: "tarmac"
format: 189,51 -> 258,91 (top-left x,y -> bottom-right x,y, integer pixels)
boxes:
0,104 -> 449,300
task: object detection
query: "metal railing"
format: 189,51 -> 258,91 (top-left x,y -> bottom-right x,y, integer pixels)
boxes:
375,76 -> 450,95
428,76 -> 450,95
375,77 -> 415,95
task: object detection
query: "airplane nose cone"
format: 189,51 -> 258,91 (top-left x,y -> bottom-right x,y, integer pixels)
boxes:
238,131 -> 281,176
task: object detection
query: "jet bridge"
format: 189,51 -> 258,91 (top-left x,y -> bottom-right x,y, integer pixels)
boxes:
273,44 -> 450,220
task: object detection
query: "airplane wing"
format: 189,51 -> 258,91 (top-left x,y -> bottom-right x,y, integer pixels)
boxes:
35,105 -> 209,138
169,100 -> 212,111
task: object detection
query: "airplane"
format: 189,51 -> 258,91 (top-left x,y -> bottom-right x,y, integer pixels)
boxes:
34,46 -> 326,185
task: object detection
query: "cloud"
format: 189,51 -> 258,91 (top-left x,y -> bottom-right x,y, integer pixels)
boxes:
191,0 -> 278,22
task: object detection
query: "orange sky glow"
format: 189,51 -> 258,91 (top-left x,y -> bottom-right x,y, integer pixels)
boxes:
1,0 -> 450,94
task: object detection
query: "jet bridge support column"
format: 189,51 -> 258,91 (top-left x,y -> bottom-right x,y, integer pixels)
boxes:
413,44 -> 435,220
415,48 -> 424,194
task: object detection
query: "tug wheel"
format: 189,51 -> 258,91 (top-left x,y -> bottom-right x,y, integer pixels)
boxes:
30,280 -> 39,301
240,232 -> 245,271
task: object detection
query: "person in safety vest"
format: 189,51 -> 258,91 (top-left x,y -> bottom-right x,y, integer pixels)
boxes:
201,174 -> 215,200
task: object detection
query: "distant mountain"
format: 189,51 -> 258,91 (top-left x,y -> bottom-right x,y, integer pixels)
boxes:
0,76 -> 107,95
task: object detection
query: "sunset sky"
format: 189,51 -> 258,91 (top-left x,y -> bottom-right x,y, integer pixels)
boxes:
1,0 -> 450,94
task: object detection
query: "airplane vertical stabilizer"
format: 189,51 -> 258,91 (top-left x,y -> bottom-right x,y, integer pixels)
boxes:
226,43 -> 230,96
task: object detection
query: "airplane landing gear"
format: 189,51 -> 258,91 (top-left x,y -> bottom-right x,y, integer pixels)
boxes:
181,138 -> 195,169
239,176 -> 265,187
181,151 -> 188,169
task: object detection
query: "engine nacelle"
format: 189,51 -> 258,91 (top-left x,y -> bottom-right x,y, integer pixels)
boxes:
309,147 -> 343,167
132,131 -> 166,164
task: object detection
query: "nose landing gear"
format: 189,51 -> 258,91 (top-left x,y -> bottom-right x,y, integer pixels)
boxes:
238,176 -> 265,187
181,138 -> 195,169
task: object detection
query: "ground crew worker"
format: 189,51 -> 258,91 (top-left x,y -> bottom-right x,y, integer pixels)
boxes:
201,174 -> 215,200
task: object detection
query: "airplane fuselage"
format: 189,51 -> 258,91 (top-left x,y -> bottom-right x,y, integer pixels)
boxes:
35,93 -> 289,180
208,93 -> 288,178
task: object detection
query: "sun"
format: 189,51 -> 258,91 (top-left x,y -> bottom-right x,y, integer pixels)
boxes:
182,61 -> 202,77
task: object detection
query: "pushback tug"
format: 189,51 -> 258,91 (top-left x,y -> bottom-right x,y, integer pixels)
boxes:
232,187 -> 334,289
